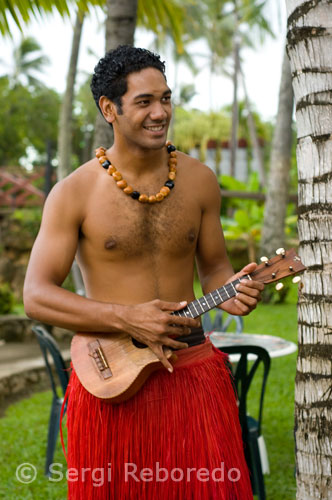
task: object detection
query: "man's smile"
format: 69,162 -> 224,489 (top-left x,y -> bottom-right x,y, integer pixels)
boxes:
143,124 -> 166,132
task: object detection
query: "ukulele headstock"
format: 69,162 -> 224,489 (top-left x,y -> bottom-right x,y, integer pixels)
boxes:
251,248 -> 306,285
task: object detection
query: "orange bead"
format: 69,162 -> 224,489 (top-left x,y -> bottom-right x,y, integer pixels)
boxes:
169,159 -> 177,166
160,186 -> 170,196
112,171 -> 122,181
166,140 -> 172,146
107,165 -> 116,175
117,180 -> 127,189
168,172 -> 176,180
139,194 -> 149,203
123,185 -> 134,195
148,195 -> 157,204
169,166 -> 177,173
98,155 -> 108,164
95,147 -> 106,158
170,151 -> 177,158
156,192 -> 164,202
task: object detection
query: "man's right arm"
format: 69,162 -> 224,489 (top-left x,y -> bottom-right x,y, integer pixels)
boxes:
24,176 -> 198,371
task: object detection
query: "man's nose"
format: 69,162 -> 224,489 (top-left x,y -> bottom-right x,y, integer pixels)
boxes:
149,101 -> 168,121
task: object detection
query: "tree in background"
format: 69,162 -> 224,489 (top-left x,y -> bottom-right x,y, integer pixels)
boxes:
0,35 -> 49,88
0,76 -> 60,166
57,10 -> 85,180
260,49 -> 294,258
0,0 -> 99,34
285,1 -> 332,498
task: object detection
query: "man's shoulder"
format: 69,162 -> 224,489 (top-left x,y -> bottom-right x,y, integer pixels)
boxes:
51,157 -> 99,195
45,157 -> 101,217
178,151 -> 219,183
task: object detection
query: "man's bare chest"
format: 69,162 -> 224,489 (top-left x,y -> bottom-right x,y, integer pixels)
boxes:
79,186 -> 201,259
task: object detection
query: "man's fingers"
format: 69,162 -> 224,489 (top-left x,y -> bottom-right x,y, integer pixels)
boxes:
234,299 -> 251,315
159,300 -> 188,311
239,262 -> 257,274
236,281 -> 264,296
235,293 -> 258,308
163,337 -> 189,350
149,344 -> 174,372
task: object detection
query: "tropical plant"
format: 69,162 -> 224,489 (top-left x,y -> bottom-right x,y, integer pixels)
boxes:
0,36 -> 49,88
173,107 -> 230,156
0,76 -> 60,165
0,0 -> 102,35
0,283 -> 15,314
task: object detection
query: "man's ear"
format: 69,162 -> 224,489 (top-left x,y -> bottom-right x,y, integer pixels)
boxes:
99,96 -> 116,123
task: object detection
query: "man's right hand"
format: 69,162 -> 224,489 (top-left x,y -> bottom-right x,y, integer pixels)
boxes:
120,299 -> 200,373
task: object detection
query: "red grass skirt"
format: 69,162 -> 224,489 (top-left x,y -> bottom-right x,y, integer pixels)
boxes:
63,340 -> 253,499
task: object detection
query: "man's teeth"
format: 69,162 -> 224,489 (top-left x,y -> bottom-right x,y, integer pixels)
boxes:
145,125 -> 163,131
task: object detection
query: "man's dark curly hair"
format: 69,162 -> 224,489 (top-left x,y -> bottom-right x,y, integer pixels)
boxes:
90,45 -> 166,115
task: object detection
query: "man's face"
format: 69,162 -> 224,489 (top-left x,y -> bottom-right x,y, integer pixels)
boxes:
113,67 -> 172,150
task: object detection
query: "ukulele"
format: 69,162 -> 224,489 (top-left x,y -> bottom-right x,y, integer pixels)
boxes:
70,248 -> 306,403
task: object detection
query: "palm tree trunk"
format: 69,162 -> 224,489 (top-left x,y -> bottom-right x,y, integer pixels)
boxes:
230,36 -> 240,178
260,48 -> 294,258
286,1 -> 332,498
239,61 -> 266,188
57,11 -> 85,180
92,0 -> 138,152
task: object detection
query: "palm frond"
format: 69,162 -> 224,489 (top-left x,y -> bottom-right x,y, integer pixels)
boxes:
0,0 -> 104,36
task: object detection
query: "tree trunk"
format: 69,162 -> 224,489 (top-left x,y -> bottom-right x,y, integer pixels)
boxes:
230,36 -> 240,178
239,61 -> 266,188
57,11 -> 84,180
286,1 -> 332,498
260,48 -> 294,258
92,0 -> 138,152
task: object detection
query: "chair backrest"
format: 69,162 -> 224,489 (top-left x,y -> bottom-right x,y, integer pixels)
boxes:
219,345 -> 270,437
32,325 -> 69,398
202,310 -> 243,333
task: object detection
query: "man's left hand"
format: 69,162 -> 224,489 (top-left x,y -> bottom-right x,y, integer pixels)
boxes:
220,262 -> 264,316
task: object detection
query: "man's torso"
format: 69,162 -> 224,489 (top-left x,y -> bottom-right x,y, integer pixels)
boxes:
74,152 -> 208,305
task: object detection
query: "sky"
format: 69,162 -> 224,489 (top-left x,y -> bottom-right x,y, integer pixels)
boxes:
0,3 -> 287,122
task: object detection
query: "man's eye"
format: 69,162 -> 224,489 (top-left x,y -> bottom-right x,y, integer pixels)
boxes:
138,100 -> 149,106
162,96 -> 171,102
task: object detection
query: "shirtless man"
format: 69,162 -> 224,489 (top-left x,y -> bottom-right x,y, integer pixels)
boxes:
24,45 -> 263,499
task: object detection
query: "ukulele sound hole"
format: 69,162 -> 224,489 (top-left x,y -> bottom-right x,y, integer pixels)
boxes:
132,338 -> 148,349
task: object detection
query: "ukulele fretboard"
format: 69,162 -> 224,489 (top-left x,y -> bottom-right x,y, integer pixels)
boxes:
172,274 -> 251,319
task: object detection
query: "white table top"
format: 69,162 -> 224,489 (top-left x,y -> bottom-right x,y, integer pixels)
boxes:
210,332 -> 297,359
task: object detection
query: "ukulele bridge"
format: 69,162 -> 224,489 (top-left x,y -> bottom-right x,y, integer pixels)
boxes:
88,340 -> 112,379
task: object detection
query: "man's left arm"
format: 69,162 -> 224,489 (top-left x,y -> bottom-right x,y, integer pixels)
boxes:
195,168 -> 264,316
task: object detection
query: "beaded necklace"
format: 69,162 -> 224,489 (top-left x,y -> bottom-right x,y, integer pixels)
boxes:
95,141 -> 177,204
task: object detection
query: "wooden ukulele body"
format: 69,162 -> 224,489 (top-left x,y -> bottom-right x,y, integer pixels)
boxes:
71,332 -> 173,403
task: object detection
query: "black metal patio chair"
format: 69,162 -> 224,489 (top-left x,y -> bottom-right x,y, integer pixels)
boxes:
32,324 -> 69,476
218,344 -> 271,500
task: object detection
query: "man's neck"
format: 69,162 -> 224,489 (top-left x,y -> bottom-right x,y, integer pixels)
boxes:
107,140 -> 168,178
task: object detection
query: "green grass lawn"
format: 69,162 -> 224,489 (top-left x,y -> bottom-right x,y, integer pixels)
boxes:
0,288 -> 298,499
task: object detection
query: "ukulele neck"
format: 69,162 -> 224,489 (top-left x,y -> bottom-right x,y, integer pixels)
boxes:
172,275 -> 251,319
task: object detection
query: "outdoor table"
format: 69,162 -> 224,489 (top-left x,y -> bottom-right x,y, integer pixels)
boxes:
209,332 -> 297,362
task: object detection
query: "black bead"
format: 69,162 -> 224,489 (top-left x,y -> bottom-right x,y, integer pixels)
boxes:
131,191 -> 140,199
167,144 -> 176,153
102,160 -> 111,169
165,180 -> 174,189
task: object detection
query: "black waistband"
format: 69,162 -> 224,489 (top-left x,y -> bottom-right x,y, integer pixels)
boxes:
177,327 -> 206,348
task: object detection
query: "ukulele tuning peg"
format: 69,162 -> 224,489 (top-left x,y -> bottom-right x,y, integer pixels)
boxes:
260,256 -> 269,265
292,276 -> 301,284
276,283 -> 284,291
276,248 -> 286,256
